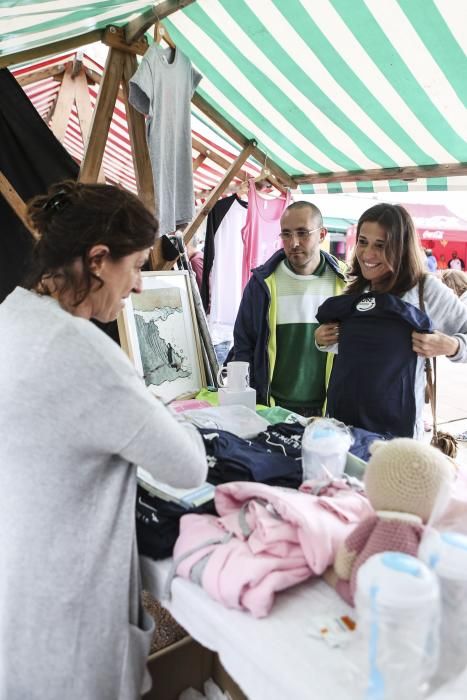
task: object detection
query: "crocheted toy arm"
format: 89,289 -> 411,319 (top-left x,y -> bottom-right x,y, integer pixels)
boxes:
334,515 -> 378,580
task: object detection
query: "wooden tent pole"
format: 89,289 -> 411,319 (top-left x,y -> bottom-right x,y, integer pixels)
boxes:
48,64 -> 75,144
0,170 -> 38,239
149,140 -> 257,271
79,48 -> 126,183
294,162 -> 467,184
73,69 -> 106,183
192,153 -> 206,173
14,63 -> 66,87
121,53 -> 156,215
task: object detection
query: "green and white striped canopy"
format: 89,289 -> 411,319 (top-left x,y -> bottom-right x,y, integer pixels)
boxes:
2,0 -> 467,192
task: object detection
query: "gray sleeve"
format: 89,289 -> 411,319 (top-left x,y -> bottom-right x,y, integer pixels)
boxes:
82,334 -> 207,488
191,65 -> 202,95
424,275 -> 467,362
129,57 -> 154,116
119,403 -> 208,489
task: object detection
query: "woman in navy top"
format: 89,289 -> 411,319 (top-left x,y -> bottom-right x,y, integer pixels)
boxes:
315,204 -> 467,439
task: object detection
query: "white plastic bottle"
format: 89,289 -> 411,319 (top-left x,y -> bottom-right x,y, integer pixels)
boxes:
419,529 -> 467,689
355,552 -> 440,700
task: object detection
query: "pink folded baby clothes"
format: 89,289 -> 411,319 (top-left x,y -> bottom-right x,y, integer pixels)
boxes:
170,480 -> 371,617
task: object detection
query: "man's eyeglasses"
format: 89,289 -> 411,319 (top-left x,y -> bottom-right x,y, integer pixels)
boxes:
279,227 -> 322,241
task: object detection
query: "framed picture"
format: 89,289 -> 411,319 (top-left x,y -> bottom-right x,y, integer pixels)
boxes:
118,270 -> 206,402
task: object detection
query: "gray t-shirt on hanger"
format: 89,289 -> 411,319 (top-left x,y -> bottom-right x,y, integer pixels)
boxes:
129,44 -> 202,236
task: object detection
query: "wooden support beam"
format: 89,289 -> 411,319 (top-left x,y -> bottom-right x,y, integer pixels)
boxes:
192,153 -> 206,173
79,48 -> 126,183
74,69 -> 106,183
150,141 -> 256,271
192,92 -> 296,189
49,64 -> 76,144
121,53 -> 155,214
192,137 -> 224,168
84,66 -> 126,103
0,29 -> 102,69
192,137 -> 286,194
0,170 -> 38,239
44,94 -> 59,126
124,0 -> 197,44
294,163 -> 467,185
15,63 -> 66,87
102,26 -> 149,56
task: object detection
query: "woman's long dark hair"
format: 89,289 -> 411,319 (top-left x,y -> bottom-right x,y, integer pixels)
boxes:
346,203 -> 425,296
25,180 -> 158,306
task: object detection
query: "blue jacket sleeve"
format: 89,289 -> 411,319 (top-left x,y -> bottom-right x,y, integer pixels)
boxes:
231,280 -> 260,387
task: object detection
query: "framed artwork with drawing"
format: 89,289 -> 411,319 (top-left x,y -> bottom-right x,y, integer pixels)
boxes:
118,271 -> 205,402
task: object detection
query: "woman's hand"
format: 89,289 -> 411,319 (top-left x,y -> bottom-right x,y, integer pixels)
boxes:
315,323 -> 340,347
412,330 -> 460,358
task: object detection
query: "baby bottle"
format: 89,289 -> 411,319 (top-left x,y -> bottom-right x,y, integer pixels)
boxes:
419,529 -> 467,689
355,552 -> 440,700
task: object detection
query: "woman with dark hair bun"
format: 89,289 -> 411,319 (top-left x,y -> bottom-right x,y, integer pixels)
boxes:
0,181 -> 207,699
316,203 -> 467,439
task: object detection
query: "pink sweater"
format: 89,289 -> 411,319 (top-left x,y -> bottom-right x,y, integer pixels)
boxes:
171,480 -> 371,617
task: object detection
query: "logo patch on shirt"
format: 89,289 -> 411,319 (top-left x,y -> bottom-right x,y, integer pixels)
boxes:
356,297 -> 376,312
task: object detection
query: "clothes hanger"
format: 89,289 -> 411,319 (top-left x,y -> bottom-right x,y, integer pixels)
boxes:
236,179 -> 249,199
154,21 -> 176,55
251,156 -> 288,196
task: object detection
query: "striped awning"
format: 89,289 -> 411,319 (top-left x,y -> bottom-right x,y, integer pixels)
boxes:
2,1 -> 467,193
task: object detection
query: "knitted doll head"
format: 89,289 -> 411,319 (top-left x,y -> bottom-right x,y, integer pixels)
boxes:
364,438 -> 453,523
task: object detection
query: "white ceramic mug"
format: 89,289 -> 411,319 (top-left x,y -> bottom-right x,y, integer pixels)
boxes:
217,361 -> 250,391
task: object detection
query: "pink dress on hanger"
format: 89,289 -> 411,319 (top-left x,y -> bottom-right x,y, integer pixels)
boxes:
241,179 -> 291,289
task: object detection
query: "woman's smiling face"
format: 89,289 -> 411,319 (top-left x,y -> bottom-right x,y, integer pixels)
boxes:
356,221 -> 392,290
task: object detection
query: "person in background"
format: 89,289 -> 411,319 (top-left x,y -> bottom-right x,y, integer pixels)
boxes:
440,268 -> 467,443
0,181 -> 207,700
186,233 -> 204,291
438,253 -> 448,270
425,248 -> 437,272
449,250 -> 465,270
315,203 -> 467,440
230,201 -> 346,416
440,269 -> 467,306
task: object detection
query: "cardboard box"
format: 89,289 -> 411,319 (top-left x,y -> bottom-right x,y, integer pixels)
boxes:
145,636 -> 247,700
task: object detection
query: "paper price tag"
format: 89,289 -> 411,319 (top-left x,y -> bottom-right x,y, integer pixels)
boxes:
308,615 -> 356,648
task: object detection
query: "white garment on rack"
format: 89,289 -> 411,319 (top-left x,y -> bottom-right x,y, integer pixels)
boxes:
209,198 -> 248,345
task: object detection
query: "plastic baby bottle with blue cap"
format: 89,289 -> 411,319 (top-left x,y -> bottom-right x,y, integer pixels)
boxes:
355,551 -> 440,700
419,529 -> 467,689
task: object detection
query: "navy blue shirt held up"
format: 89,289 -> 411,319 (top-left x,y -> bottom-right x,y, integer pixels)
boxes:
317,292 -> 433,437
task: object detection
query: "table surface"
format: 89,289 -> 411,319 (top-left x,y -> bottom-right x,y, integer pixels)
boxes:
141,557 -> 467,700
141,556 -> 369,700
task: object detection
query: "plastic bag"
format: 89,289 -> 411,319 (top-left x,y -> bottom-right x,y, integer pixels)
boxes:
301,418 -> 353,482
183,404 -> 268,439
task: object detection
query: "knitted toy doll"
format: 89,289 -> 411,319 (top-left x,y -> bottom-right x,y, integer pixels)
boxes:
325,438 -> 454,606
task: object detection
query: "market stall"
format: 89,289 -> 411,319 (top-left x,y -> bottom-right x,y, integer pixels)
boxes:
2,3 -> 467,700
